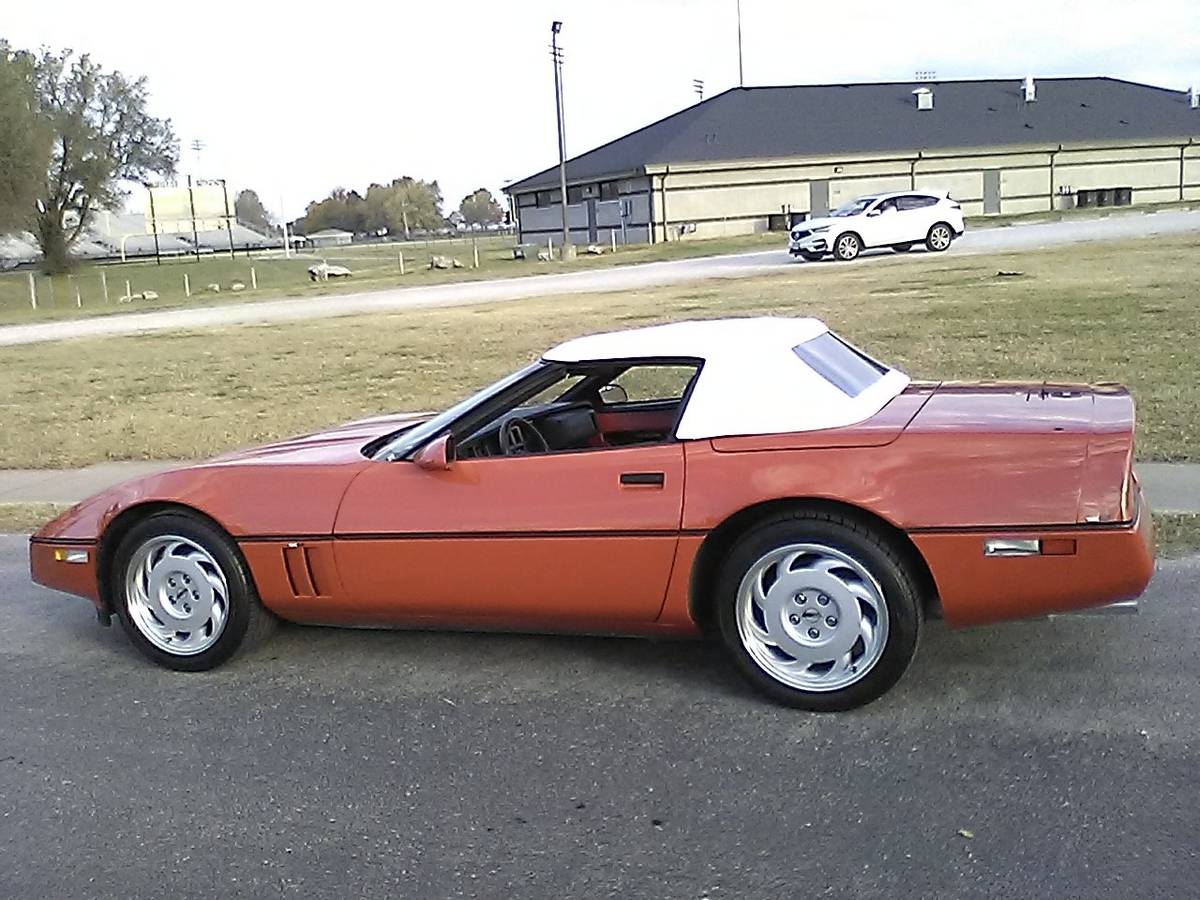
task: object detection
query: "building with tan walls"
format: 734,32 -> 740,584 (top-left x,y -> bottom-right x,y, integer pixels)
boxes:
504,77 -> 1200,245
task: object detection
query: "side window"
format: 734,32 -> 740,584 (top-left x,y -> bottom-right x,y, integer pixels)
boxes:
523,373 -> 587,407
875,197 -> 898,213
897,194 -> 938,211
793,333 -> 887,397
601,365 -> 698,405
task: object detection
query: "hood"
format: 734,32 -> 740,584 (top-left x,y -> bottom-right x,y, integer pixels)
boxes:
206,411 -> 430,466
792,216 -> 842,233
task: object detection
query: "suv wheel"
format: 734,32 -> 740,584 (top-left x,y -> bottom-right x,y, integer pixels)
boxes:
925,222 -> 954,252
833,233 -> 862,261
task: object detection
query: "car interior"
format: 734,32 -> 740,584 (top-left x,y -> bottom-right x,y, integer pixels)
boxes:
454,362 -> 699,458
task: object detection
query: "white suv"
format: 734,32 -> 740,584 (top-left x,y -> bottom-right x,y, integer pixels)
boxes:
789,191 -> 965,262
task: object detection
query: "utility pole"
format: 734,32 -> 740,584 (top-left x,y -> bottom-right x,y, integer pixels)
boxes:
736,0 -> 745,86
551,21 -> 570,254
186,174 -> 201,261
145,183 -> 162,265
281,195 -> 291,259
219,179 -> 235,259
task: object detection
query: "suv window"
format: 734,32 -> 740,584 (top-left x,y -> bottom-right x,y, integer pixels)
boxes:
896,194 -> 939,211
793,333 -> 888,397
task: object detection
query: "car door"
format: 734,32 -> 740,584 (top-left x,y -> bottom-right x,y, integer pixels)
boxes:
333,443 -> 684,627
332,360 -> 700,628
862,197 -> 906,246
895,194 -> 939,241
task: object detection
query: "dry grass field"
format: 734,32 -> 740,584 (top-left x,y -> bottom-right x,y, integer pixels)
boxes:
0,234 -> 1197,469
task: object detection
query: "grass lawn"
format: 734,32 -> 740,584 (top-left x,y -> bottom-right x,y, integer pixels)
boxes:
1154,513 -> 1200,559
0,503 -> 69,534
0,234 -> 1196,468
0,231 -> 785,326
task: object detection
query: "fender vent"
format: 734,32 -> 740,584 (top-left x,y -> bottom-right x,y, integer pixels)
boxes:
283,544 -> 324,597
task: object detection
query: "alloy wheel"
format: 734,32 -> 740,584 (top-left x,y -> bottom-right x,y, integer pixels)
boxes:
124,534 -> 230,655
734,543 -> 889,692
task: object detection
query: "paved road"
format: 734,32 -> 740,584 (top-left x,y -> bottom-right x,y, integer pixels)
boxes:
1,533 -> 1197,899
2,208 -> 1197,348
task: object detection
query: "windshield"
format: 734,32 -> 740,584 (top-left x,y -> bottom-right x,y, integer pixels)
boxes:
831,197 -> 876,217
374,360 -> 545,460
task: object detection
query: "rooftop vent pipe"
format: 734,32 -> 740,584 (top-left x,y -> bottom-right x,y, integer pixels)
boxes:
1023,75 -> 1037,103
913,87 -> 934,111
1191,86 -> 1200,109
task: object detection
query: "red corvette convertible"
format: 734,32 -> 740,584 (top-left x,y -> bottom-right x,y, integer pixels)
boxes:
30,318 -> 1154,710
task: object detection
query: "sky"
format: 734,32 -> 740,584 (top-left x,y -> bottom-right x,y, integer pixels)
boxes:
4,0 -> 1199,222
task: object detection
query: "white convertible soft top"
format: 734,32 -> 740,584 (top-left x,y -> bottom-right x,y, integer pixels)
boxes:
544,317 -> 910,440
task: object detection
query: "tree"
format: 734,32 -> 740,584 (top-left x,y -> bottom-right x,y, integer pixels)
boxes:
458,188 -> 503,228
28,47 -> 178,272
364,176 -> 444,238
298,187 -> 367,235
234,188 -> 274,234
0,43 -> 49,234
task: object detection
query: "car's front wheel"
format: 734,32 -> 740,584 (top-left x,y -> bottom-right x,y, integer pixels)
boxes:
832,232 -> 862,261
716,510 -> 922,710
925,222 -> 954,252
112,512 -> 276,670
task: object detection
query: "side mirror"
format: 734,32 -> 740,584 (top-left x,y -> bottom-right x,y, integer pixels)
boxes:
413,433 -> 455,470
599,383 -> 629,404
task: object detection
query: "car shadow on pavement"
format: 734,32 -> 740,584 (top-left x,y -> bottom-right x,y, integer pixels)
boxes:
55,593 -> 1146,712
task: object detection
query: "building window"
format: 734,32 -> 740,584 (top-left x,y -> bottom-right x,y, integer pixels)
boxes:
535,190 -> 560,208
567,186 -> 585,205
1076,187 -> 1132,208
599,181 -> 619,201
517,193 -> 535,208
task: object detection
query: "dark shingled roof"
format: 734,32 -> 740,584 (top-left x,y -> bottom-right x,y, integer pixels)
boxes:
506,77 -> 1200,193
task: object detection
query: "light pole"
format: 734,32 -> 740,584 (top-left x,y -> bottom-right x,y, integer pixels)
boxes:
736,0 -> 744,86
551,21 -> 570,255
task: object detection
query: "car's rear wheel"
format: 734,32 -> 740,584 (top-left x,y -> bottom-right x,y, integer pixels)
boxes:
892,243 -> 914,253
925,222 -> 954,252
715,510 -> 922,710
112,512 -> 276,671
833,233 -> 862,261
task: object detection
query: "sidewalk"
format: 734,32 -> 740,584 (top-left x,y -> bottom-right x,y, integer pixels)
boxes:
2,460 -> 1198,513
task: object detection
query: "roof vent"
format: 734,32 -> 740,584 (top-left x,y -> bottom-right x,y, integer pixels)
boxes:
912,87 -> 934,111
1023,75 -> 1037,103
1191,86 -> 1200,109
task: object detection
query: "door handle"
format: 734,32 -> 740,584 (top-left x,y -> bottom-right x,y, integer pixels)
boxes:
620,471 -> 665,486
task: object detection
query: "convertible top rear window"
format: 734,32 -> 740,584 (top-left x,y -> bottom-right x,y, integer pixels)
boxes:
792,333 -> 888,397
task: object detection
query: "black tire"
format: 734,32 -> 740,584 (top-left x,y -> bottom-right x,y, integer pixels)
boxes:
111,511 -> 276,671
799,251 -> 824,262
892,243 -> 914,253
925,222 -> 954,252
715,509 -> 922,711
832,232 -> 862,261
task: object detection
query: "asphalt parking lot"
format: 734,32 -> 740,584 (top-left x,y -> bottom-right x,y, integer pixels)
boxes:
2,533 -> 1197,899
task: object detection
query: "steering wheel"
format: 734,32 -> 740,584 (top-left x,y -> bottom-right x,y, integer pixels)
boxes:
498,414 -> 550,456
